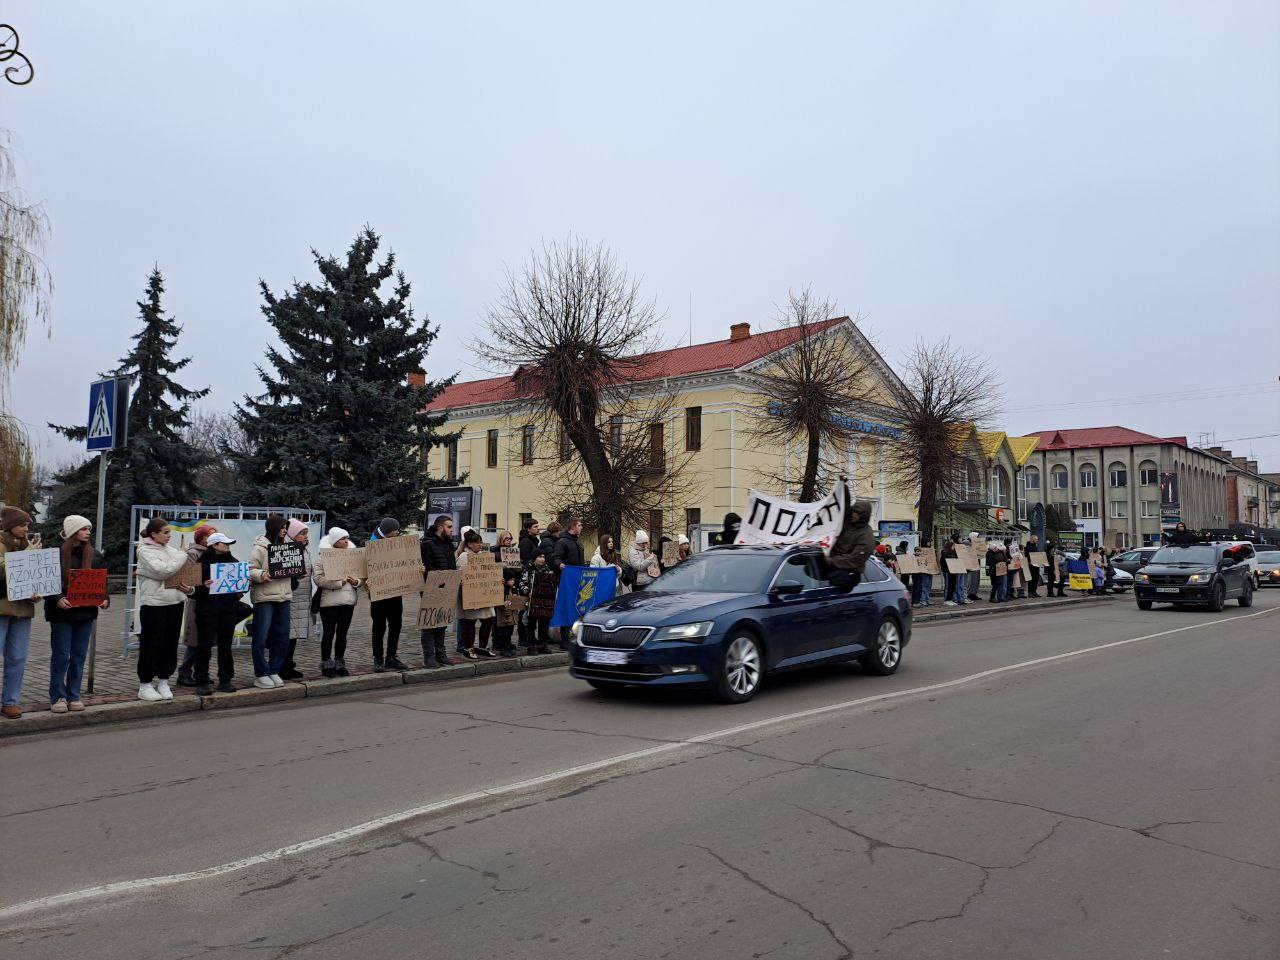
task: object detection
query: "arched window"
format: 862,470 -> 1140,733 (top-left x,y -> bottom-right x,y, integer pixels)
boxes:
1051,465 -> 1069,490
965,461 -> 981,501
1079,463 -> 1097,489
1024,466 -> 1040,490
991,465 -> 1011,508
1139,460 -> 1158,486
1109,461 -> 1128,487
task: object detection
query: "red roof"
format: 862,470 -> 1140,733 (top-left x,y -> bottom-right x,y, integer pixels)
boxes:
426,318 -> 847,411
1031,427 -> 1189,451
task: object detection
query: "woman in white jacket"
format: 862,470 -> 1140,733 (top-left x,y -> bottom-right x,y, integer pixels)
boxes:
590,534 -> 630,595
313,527 -> 361,677
626,530 -> 659,589
135,517 -> 194,701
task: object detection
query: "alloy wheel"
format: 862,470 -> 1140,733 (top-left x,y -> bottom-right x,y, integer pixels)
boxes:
725,636 -> 761,696
876,620 -> 901,669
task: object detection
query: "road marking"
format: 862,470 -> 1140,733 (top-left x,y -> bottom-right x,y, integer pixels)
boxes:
2,605 -> 1274,921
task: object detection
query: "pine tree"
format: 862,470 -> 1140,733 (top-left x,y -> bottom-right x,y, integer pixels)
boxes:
45,268 -> 208,564
233,229 -> 456,535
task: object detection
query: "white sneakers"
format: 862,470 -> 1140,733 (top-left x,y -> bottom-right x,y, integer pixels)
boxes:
253,676 -> 276,689
154,679 -> 173,700
269,674 -> 284,687
138,683 -> 163,702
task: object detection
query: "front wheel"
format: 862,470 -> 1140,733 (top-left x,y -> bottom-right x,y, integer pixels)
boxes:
1137,600 -> 1152,610
860,618 -> 903,676
1239,581 -> 1254,608
1208,582 -> 1226,613
715,632 -> 763,703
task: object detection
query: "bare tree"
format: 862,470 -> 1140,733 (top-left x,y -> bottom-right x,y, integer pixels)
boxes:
883,338 -> 1000,544
0,132 -> 52,507
476,238 -> 694,544
183,408 -> 255,504
742,289 -> 880,501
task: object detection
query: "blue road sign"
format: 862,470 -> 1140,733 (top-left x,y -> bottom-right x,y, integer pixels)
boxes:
86,378 -> 118,451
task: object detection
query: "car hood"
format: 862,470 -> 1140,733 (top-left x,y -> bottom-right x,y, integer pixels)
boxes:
1141,563 -> 1215,576
583,590 -> 755,628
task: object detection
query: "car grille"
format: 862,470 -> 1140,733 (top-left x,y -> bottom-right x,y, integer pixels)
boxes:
574,663 -> 664,682
581,625 -> 651,649
1146,574 -> 1189,586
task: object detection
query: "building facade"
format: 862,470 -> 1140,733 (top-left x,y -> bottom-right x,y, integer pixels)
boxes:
1198,446 -> 1280,533
1024,427 -> 1228,550
422,319 -> 920,548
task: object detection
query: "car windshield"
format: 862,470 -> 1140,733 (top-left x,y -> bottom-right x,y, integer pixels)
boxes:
650,552 -> 783,592
1150,546 -> 1216,565
1255,551 -> 1280,564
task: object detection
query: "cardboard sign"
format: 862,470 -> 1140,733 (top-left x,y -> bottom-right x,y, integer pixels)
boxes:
504,594 -> 527,612
67,567 -> 108,606
945,557 -> 968,575
995,561 -> 1008,576
268,542 -> 307,579
3,548 -> 61,602
661,540 -> 680,566
462,561 -> 504,609
211,562 -> 250,595
416,570 -> 462,630
365,535 -> 422,602
1029,551 -> 1048,568
165,562 -> 203,590
1020,556 -> 1032,579
466,549 -> 495,565
320,547 -> 367,582
500,547 -> 521,567
919,552 -> 941,576
896,553 -> 920,575
957,544 -> 981,571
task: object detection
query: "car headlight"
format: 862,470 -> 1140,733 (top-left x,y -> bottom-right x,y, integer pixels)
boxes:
1137,573 -> 1149,583
652,621 -> 715,642
1186,573 -> 1210,583
570,620 -> 583,643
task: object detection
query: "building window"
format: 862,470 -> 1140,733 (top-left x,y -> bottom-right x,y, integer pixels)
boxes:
484,513 -> 497,530
1140,499 -> 1158,518
486,429 -> 498,468
1017,473 -> 1027,522
648,422 -> 665,471
990,466 -> 1011,508
447,441 -> 458,479
1080,500 -> 1098,518
648,509 -> 663,545
964,461 -> 982,501
1024,467 -> 1040,490
1139,462 -> 1158,486
685,406 -> 702,452
1110,500 -> 1128,519
1109,463 -> 1128,488
1084,532 -> 1100,550
685,507 -> 701,540
1142,533 -> 1161,546
1079,464 -> 1097,488
609,415 -> 622,458
1051,465 -> 1069,489
519,512 -> 533,528
559,428 -> 572,463
521,425 -> 535,465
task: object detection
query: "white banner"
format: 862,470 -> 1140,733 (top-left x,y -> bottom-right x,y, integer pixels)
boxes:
737,480 -> 851,551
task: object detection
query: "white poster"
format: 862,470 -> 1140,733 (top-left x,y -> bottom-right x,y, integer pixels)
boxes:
737,480 -> 850,552
4,548 -> 62,601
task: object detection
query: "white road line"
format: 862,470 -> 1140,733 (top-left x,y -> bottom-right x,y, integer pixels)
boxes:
2,605 -> 1275,922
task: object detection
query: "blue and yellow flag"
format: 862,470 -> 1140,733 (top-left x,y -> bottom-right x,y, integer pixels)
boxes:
551,566 -> 618,627
1066,558 -> 1092,591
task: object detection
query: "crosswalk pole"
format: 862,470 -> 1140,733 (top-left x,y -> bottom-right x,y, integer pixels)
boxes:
87,451 -> 106,694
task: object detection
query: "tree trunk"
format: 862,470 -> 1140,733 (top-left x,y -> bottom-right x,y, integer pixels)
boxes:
800,424 -> 822,502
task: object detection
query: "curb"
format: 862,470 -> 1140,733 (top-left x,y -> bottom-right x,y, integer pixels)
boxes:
0,654 -> 572,740
915,594 -> 1111,625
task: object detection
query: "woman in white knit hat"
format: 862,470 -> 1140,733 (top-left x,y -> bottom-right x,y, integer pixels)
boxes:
313,527 -> 361,677
44,515 -> 110,712
626,530 -> 659,588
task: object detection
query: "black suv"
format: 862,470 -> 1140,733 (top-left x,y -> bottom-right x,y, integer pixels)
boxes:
1134,542 -> 1255,611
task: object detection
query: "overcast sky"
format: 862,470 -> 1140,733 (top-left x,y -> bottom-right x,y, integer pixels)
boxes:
6,1 -> 1279,471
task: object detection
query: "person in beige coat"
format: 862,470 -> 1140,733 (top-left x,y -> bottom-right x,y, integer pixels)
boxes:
313,527 -> 361,677
247,514 -> 294,688
0,506 -> 40,719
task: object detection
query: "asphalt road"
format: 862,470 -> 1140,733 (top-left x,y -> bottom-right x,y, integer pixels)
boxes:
3,593 -> 1278,959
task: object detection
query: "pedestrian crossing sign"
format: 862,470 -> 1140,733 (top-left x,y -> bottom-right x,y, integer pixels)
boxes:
86,378 -> 126,451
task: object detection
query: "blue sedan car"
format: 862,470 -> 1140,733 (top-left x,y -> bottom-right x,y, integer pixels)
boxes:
568,544 -> 913,702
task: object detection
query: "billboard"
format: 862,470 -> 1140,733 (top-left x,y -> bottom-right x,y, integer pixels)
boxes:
1159,471 -> 1180,507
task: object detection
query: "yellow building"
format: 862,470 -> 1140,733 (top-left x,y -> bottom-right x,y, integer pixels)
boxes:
423,319 -> 920,546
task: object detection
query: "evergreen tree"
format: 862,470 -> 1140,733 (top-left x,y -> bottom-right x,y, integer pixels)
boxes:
45,269 -> 208,564
233,229 -> 456,534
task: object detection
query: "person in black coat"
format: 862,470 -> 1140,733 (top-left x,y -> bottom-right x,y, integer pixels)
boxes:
419,516 -> 457,668
518,518 -> 542,567
550,519 -> 586,574
538,522 -> 561,567
710,512 -> 742,547
192,535 -> 249,695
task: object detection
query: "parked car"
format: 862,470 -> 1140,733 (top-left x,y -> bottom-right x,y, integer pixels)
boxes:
1109,566 -> 1133,593
1254,548 -> 1280,587
1134,542 -> 1255,611
1112,547 -> 1159,576
568,545 -> 912,702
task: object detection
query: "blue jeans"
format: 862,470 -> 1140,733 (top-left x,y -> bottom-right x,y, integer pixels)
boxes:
918,574 -> 933,605
49,619 -> 94,703
1,615 -> 32,707
250,601 -> 291,677
950,572 -> 967,604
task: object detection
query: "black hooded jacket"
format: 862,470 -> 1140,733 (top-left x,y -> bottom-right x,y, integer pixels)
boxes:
711,512 -> 742,547
828,500 -> 876,574
518,529 -> 540,567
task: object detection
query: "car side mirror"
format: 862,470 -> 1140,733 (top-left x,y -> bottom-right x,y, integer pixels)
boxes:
771,581 -> 804,597
1218,558 -> 1234,569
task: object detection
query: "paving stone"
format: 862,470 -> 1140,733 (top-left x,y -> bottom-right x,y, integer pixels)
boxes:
473,657 -> 521,676
303,672 -> 405,697
402,664 -> 476,684
199,683 -> 307,711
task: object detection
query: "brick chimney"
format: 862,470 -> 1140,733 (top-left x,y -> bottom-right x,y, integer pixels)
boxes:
407,370 -> 426,388
729,322 -> 751,342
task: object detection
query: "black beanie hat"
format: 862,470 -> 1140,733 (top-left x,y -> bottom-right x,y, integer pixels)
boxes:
377,517 -> 400,537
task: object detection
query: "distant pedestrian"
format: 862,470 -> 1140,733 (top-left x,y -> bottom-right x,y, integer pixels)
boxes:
1026,533 -> 1043,597
282,518 -> 313,682
590,534 -> 628,594
1005,537 -> 1026,599
457,529 -> 498,659
490,530 -> 520,657
177,523 -> 216,687
192,533 -> 247,694
314,527 -> 360,677
913,542 -> 933,606
942,534 -> 968,606
626,530 -> 660,588
419,515 -> 457,668
0,506 -> 40,719
538,521 -> 561,568
520,554 -> 557,654
677,534 -> 693,563
967,533 -> 983,601
369,517 -> 408,671
135,517 -> 194,701
551,518 -> 586,579
986,540 -> 1008,603
45,515 -> 109,712
247,514 -> 293,688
